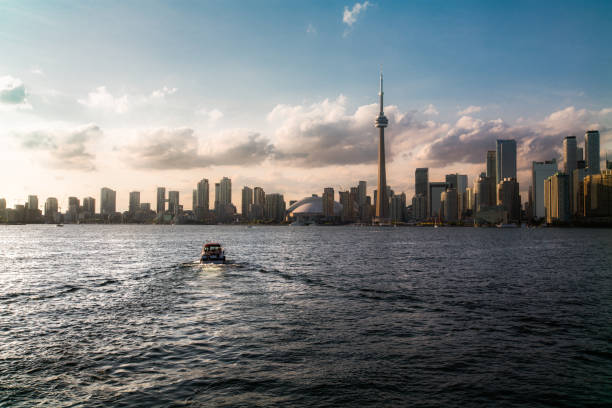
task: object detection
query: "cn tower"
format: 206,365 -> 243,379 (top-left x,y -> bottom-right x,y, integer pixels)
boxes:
374,71 -> 389,223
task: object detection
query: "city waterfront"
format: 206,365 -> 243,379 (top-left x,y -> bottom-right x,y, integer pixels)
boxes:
1,225 -> 611,407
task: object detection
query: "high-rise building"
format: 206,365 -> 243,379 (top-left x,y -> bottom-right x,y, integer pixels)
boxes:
412,194 -> 427,221
339,191 -> 352,222
254,187 -> 265,206
129,191 -> 140,213
428,182 -> 446,219
441,188 -> 458,223
196,178 -> 209,212
531,160 -> 558,219
563,136 -> 577,175
497,178 -> 521,223
474,173 -> 492,211
390,193 -> 406,223
264,193 -> 286,223
544,173 -> 571,224
100,187 -> 116,215
496,139 -> 517,183
486,151 -> 496,181
27,195 -> 38,211
192,189 -> 197,211
585,130 -> 600,174
156,187 -> 166,214
583,170 -> 612,217
322,187 -> 335,217
357,181 -> 367,221
606,152 -> 612,170
415,168 -> 428,197
44,197 -> 58,216
573,166 -> 587,216
577,147 -> 584,162
0,198 -> 5,211
82,197 -> 95,214
218,177 -> 232,206
168,191 -> 180,214
241,186 -> 253,217
374,72 -> 390,223
445,173 -> 467,193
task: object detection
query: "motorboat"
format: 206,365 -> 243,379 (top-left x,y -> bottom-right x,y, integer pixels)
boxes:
200,243 -> 226,264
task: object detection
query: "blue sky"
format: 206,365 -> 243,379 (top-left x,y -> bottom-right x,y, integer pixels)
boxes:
1,0 -> 611,209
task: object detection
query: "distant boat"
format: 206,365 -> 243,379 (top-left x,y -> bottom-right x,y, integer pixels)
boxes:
496,223 -> 518,228
56,224 -> 64,227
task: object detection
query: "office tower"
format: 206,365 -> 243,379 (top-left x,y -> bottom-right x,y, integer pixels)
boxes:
254,187 -> 265,206
242,186 -> 253,217
441,188 -> 458,223
339,191 -> 352,222
374,72 -> 390,222
214,183 -> 220,211
129,191 -> 140,213
0,198 -> 5,211
544,173 -> 571,223
412,194 -> 427,221
486,150 -> 496,181
390,193 -> 406,223
428,182 -> 446,219
577,147 -> 584,162
68,197 -> 80,214
27,195 -> 38,211
496,140 -> 517,183
573,165 -> 587,216
322,188 -> 335,217
192,189 -> 197,211
465,187 -> 473,211
607,152 -> 612,170
585,130 -> 600,174
168,191 -> 180,214
415,168 -> 428,196
445,173 -> 467,193
44,197 -> 58,216
497,178 -> 521,223
156,187 -> 166,214
264,193 -> 286,223
474,173 -> 491,212
140,203 -> 151,212
531,160 -> 558,219
83,197 -> 95,214
583,170 -> 612,217
100,187 -> 116,215
196,178 -> 209,212
526,187 -> 534,219
563,136 -> 577,174
218,177 -> 232,206
357,181 -> 367,221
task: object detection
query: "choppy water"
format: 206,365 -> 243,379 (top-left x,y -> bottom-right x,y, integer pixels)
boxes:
1,225 -> 611,407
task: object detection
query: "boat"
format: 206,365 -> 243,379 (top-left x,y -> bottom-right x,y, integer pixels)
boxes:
200,243 -> 226,264
496,223 -> 518,228
56,224 -> 64,227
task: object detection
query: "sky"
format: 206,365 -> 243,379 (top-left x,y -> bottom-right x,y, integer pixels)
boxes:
1,0 -> 611,211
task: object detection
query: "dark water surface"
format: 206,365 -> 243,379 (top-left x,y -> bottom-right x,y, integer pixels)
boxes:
1,225 -> 611,407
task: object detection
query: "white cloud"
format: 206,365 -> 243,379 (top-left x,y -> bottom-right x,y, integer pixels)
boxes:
307,23 -> 317,35
30,67 -> 44,75
0,76 -> 31,109
424,103 -> 439,115
150,86 -> 177,99
343,1 -> 370,26
457,105 -> 482,115
78,86 -> 129,114
197,108 -> 224,124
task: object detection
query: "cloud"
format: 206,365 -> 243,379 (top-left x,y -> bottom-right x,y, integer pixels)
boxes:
457,105 -> 482,115
150,86 -> 177,99
78,86 -> 129,114
424,104 -> 439,115
17,124 -> 102,171
124,128 -> 275,169
343,1 -> 370,26
306,23 -> 317,35
30,67 -> 45,75
196,108 -> 224,124
0,76 -> 30,108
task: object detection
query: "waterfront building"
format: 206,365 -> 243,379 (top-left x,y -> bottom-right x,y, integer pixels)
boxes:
192,189 -> 197,212
497,178 -> 521,223
82,197 -> 95,214
129,191 -> 140,214
156,187 -> 166,214
441,188 -> 458,223
415,168 -> 428,210
218,177 -> 232,206
168,191 -> 180,215
606,152 -> 612,170
583,170 -> 612,218
573,165 -> 587,216
196,178 -> 209,212
465,187 -> 474,211
474,173 -> 492,212
140,203 -> 151,212
357,181 -> 367,221
544,173 -> 571,224
241,186 -> 253,217
101,187 -> 116,216
322,187 -> 335,218
0,198 -> 5,211
577,147 -> 584,162
428,182 -> 446,219
496,139 -> 517,183
254,187 -> 265,206
412,194 -> 426,221
27,195 -> 38,211
563,136 -> 577,175
374,72 -> 390,223
585,130 -> 600,174
286,196 -> 342,224
264,193 -> 286,223
532,160 -> 558,219
44,197 -> 58,216
68,197 -> 80,214
390,193 -> 406,223
339,191 -> 352,222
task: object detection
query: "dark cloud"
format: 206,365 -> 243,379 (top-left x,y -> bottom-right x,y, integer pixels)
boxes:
127,128 -> 276,169
19,125 -> 101,171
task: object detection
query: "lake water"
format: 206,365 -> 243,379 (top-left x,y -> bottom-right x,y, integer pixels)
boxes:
1,225 -> 611,407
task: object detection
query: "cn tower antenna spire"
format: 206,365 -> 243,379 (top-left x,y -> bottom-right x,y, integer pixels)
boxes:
379,67 -> 384,114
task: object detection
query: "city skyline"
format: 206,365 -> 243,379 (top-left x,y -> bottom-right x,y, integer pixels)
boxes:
1,1 -> 612,210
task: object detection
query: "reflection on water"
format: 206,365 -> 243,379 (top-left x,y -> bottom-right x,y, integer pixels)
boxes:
1,225 -> 611,407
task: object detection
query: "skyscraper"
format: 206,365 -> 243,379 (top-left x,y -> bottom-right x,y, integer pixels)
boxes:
415,168 -> 428,197
532,160 -> 558,219
544,173 -> 571,223
27,195 -> 38,211
441,188 -> 458,223
100,187 -> 116,215
196,178 -> 209,212
428,182 -> 446,219
241,186 -> 253,217
218,177 -> 232,206
129,191 -> 140,213
264,193 -> 286,223
83,197 -> 95,214
577,147 -> 584,162
357,181 -> 367,221
156,187 -> 166,214
497,178 -> 521,223
322,187 -> 335,217
168,191 -> 179,215
374,72 -> 389,222
44,197 -> 58,216
585,130 -> 600,174
563,136 -> 577,175
486,151 -> 496,181
496,140 -> 517,183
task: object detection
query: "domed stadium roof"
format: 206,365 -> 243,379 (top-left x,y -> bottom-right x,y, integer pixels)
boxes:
287,196 -> 343,216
